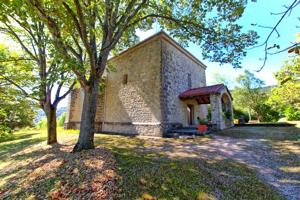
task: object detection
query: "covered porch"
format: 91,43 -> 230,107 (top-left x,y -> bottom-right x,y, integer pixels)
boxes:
179,84 -> 234,130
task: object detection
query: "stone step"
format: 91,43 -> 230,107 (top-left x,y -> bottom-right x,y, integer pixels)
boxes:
170,129 -> 199,134
166,127 -> 204,138
177,126 -> 197,130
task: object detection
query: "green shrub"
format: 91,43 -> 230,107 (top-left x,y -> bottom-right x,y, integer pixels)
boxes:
197,116 -> 208,125
36,118 -> 47,129
233,108 -> 249,122
284,106 -> 300,121
57,112 -> 66,127
207,105 -> 212,121
254,103 -> 280,122
0,125 -> 12,141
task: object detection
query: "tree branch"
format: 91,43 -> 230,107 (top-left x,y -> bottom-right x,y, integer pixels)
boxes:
0,75 -> 40,101
252,0 -> 299,71
29,0 -> 89,87
53,80 -> 76,106
2,23 -> 38,61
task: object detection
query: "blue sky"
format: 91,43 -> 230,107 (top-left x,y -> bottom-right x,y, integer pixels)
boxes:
137,0 -> 300,87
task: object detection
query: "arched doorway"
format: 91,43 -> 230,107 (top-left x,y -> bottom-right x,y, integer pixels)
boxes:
221,93 -> 234,128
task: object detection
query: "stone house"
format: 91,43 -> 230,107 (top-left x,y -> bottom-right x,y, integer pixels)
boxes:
65,31 -> 234,137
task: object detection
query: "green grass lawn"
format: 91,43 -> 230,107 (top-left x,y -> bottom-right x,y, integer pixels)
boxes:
0,128 -> 284,199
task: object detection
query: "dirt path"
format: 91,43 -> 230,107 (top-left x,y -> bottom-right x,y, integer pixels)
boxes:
138,135 -> 300,200
205,135 -> 300,200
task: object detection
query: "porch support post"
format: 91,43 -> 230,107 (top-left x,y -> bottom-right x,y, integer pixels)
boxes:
228,98 -> 234,127
209,93 -> 224,130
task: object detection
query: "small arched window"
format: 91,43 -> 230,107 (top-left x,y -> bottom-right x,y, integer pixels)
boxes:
187,73 -> 192,89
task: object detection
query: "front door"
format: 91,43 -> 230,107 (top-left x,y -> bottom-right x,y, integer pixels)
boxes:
187,105 -> 194,125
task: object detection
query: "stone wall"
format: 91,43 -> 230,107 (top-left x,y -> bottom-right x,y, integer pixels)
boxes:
64,88 -> 84,129
102,38 -> 163,136
64,88 -> 105,132
161,39 -> 207,131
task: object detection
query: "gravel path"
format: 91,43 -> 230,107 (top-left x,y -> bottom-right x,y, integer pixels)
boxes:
206,135 -> 300,200
138,135 -> 300,200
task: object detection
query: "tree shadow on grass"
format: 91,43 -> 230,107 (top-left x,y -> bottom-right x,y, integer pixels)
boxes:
113,148 -> 283,200
0,143 -> 118,199
94,135 -> 283,199
0,136 -> 45,158
0,132 -> 40,143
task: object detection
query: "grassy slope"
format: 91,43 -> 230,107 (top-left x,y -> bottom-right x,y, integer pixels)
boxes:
0,128 -> 283,199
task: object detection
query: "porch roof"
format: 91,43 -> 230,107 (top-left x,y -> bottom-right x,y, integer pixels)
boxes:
178,84 -> 231,104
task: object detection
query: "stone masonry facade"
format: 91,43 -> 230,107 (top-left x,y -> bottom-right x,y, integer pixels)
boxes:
65,31 -> 231,136
160,38 -> 207,133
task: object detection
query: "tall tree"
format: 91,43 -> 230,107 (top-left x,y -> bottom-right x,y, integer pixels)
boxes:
269,56 -> 300,119
0,3 -> 76,144
233,70 -> 266,121
211,72 -> 235,89
27,0 -> 258,151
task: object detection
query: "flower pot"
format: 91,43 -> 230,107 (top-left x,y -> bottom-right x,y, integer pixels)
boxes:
197,125 -> 207,134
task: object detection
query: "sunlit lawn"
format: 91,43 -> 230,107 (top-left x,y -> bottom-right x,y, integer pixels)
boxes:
0,128 -> 284,199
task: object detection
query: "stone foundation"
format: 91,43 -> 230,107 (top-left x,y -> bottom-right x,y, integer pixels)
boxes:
64,122 -> 102,132
65,121 -> 163,137
102,122 -> 163,137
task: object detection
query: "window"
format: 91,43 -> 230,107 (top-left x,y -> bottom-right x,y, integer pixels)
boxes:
187,73 -> 192,89
123,74 -> 128,84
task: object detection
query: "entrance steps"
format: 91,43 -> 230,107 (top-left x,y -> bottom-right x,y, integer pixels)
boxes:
166,126 -> 203,138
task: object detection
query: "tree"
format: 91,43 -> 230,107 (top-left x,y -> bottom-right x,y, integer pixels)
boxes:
0,75 -> 36,136
0,2 -> 76,144
233,70 -> 266,121
269,56 -> 300,120
27,0 -> 258,151
211,72 -> 234,89
253,102 -> 280,122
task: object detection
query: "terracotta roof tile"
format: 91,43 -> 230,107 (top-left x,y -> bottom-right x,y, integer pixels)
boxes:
179,84 -> 226,99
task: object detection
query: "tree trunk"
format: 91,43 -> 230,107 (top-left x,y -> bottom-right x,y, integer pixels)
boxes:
248,109 -> 252,122
73,78 -> 100,152
45,105 -> 57,144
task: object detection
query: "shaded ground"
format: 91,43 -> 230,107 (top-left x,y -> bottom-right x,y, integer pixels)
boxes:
96,135 -> 282,199
1,125 -> 296,199
0,129 -> 117,199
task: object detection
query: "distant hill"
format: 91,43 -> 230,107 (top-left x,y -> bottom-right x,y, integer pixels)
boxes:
230,85 -> 276,93
34,106 -> 67,124
259,85 -> 276,93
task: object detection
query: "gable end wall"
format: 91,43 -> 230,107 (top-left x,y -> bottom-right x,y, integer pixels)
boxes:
101,38 -> 163,136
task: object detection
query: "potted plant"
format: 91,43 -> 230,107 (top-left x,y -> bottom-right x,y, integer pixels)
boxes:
224,110 -> 232,120
197,117 -> 208,134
